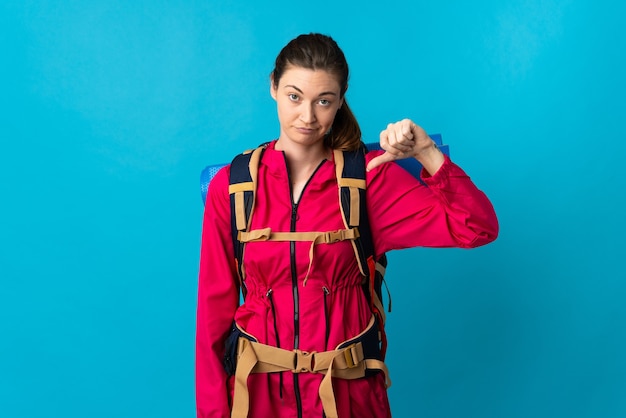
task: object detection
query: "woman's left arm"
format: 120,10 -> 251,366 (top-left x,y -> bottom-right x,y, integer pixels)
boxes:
366,119 -> 499,255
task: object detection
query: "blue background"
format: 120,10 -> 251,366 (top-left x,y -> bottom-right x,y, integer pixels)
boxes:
1,1 -> 625,417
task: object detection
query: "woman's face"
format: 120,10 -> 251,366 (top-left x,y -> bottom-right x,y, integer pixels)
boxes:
271,65 -> 344,148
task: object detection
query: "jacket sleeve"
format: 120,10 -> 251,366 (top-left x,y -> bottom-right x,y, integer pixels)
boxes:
196,165 -> 239,418
366,153 -> 499,256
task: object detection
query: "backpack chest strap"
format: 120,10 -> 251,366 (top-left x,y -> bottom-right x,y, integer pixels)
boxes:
238,227 -> 359,244
238,227 -> 360,286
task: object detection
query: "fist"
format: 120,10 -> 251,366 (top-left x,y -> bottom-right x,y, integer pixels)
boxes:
366,119 -> 435,171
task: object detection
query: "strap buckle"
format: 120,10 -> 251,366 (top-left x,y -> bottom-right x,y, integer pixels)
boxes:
293,349 -> 316,373
343,343 -> 360,368
323,230 -> 343,243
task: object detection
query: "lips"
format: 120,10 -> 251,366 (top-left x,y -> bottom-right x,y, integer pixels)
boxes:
295,127 -> 317,134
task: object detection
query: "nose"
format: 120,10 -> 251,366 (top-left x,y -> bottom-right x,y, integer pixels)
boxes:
299,103 -> 316,124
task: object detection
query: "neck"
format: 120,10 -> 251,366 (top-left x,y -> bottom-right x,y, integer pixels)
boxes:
275,139 -> 331,197
275,138 -> 331,170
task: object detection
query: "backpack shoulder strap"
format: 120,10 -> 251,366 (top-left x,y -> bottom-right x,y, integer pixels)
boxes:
228,144 -> 266,297
333,144 -> 373,278
335,143 -> 390,357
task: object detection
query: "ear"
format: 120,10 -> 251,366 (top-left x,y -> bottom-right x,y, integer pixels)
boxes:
270,75 -> 277,100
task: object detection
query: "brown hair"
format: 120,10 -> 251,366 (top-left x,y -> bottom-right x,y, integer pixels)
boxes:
271,33 -> 362,151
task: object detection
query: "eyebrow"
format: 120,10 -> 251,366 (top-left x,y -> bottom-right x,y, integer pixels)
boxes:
284,85 -> 337,96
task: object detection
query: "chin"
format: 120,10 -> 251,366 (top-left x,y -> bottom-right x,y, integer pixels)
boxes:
290,131 -> 324,144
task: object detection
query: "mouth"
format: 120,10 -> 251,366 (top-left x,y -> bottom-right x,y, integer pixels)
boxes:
295,127 -> 317,134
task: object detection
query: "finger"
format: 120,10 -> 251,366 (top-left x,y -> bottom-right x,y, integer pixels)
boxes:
366,151 -> 396,172
383,126 -> 410,153
393,143 -> 413,154
409,121 -> 428,143
401,119 -> 414,140
395,121 -> 416,148
379,128 -> 389,147
391,130 -> 414,153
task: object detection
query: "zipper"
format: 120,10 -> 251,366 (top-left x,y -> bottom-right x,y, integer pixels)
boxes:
266,289 -> 281,348
266,289 -> 283,399
284,153 -> 326,418
290,205 -> 300,349
290,205 -> 303,418
323,286 -> 330,350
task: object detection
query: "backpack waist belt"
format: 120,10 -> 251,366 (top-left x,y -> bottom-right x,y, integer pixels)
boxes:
230,315 -> 391,418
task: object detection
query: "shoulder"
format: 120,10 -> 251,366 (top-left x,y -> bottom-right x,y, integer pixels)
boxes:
209,140 -> 277,195
207,164 -> 231,200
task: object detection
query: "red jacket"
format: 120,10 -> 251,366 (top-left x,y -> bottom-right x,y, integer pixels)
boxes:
197,141 -> 498,417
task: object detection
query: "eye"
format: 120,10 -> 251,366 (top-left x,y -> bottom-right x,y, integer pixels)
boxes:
319,99 -> 331,106
288,93 -> 299,101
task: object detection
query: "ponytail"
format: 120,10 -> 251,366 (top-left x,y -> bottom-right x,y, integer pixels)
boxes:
325,100 -> 361,151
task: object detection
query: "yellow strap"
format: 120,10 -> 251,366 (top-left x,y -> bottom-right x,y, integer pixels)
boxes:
231,339 -> 258,418
237,227 -> 272,242
237,227 -> 360,286
337,178 -> 366,189
349,186 -> 360,226
373,293 -> 386,324
228,182 -> 254,230
376,261 -> 386,276
230,342 -> 388,418
229,146 -> 266,279
228,182 -> 254,194
333,149 -> 345,189
247,147 -> 263,230
318,356 -> 339,418
236,342 -> 364,375
234,192 -> 246,231
229,316 -> 391,418
238,228 -> 358,244
364,359 -> 392,388
333,149 -> 368,276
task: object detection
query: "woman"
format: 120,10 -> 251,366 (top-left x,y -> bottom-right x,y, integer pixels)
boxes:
197,33 -> 498,418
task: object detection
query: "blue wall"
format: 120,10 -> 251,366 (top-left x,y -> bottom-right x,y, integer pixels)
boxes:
2,1 -> 625,417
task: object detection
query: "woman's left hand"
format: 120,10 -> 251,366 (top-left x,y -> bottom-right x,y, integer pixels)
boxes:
366,119 -> 445,174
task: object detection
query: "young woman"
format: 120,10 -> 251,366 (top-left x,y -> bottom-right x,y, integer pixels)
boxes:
197,33 -> 498,418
